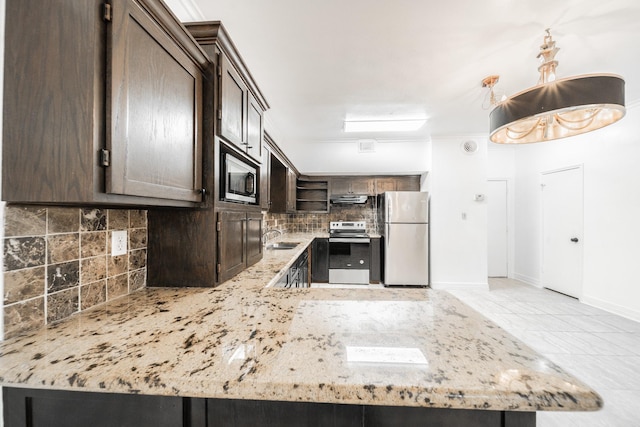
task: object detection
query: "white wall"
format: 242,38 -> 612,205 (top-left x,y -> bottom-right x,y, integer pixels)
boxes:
512,104 -> 640,321
430,136 -> 488,289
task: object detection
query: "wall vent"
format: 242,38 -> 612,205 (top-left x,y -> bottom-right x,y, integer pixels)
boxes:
358,139 -> 376,153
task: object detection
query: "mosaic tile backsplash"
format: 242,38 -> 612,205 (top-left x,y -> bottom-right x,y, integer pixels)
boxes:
3,206 -> 147,339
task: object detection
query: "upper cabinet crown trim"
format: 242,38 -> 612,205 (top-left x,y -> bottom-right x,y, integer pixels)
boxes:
185,21 -> 270,111
134,0 -> 210,69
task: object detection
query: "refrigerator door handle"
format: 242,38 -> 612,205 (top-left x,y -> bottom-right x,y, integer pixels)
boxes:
386,223 -> 390,248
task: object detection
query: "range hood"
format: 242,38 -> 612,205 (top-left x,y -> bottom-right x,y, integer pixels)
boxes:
330,194 -> 369,204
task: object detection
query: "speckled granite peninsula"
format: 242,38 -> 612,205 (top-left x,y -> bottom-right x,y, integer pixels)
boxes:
0,236 -> 601,425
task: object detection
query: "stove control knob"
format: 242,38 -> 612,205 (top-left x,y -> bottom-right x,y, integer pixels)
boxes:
359,260 -> 364,264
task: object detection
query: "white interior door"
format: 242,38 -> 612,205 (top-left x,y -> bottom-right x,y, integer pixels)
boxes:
488,180 -> 508,277
541,167 -> 584,298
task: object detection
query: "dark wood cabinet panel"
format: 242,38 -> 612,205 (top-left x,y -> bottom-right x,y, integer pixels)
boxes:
287,169 -> 298,213
330,177 -> 374,195
107,0 -> 203,202
3,388 -> 534,427
311,238 -> 330,283
269,152 -> 297,214
219,52 -> 246,146
330,177 -> 351,195
2,0 -> 207,206
218,211 -> 247,283
395,176 -> 420,191
260,143 -> 271,210
370,237 -> 382,284
3,387 -> 200,427
246,212 -> 263,267
327,176 -> 420,197
216,210 -> 263,284
351,177 -> 374,195
186,23 -> 268,164
246,93 -> 263,162
375,178 -> 397,194
207,399 -> 362,426
148,209 -> 217,287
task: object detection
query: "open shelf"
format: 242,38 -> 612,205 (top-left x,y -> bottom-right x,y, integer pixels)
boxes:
296,179 -> 329,212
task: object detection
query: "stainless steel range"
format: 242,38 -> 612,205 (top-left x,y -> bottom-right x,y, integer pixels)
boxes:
328,221 -> 371,284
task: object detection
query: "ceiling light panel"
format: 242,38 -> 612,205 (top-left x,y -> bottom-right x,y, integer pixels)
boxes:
344,119 -> 426,133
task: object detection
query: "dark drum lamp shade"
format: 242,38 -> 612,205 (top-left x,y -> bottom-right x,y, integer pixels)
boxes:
489,74 -> 625,144
487,29 -> 626,144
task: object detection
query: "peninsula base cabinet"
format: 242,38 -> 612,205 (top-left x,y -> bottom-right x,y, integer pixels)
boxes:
4,388 -> 536,427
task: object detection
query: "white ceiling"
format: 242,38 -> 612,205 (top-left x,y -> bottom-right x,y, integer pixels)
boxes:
165,0 -> 640,175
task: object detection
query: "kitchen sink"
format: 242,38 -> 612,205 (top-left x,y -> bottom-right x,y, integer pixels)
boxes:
266,242 -> 300,250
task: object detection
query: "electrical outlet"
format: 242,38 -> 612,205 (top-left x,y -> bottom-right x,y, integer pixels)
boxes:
111,230 -> 128,256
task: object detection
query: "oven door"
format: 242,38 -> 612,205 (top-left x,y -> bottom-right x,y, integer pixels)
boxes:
328,239 -> 370,284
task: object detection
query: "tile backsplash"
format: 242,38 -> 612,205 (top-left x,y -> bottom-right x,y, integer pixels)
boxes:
264,199 -> 379,236
3,206 -> 147,339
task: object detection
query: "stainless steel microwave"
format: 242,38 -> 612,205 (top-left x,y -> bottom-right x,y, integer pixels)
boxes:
223,153 -> 257,204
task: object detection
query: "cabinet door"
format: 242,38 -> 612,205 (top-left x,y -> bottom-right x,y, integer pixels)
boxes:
350,177 -> 374,195
3,387 -> 193,427
370,237 -> 382,284
330,177 -> 351,195
396,176 -> 420,191
246,212 -> 263,267
375,178 -> 396,194
218,211 -> 247,283
107,0 -> 203,202
219,53 -> 246,147
287,169 -> 297,213
311,238 -> 329,283
246,93 -> 263,162
260,144 -> 271,210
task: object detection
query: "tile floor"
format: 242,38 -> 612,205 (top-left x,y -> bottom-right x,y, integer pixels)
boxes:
448,278 -> 640,427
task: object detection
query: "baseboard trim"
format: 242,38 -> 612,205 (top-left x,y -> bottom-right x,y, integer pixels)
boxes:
513,273 -> 540,288
431,281 -> 490,291
580,295 -> 640,323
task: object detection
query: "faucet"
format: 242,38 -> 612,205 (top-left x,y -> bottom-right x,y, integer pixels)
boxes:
262,229 -> 283,244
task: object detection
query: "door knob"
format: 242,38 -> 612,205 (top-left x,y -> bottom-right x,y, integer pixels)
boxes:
570,237 -> 579,243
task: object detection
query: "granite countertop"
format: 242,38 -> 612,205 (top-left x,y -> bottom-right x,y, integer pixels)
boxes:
0,233 -> 602,412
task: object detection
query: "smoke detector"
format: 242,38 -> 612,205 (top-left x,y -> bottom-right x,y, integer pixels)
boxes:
461,140 -> 478,154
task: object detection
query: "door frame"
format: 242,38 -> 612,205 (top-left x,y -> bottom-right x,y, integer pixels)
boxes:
487,179 -> 509,277
487,178 -> 514,279
540,164 -> 584,299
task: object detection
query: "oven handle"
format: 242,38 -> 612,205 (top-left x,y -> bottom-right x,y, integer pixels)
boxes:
329,238 -> 371,243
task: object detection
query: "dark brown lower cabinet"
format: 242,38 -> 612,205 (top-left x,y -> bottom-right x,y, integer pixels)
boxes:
217,210 -> 263,283
311,238 -> 329,283
370,237 -> 382,284
4,389 -> 536,427
2,388 -> 205,427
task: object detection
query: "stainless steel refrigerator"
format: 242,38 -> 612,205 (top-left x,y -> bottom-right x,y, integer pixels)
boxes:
378,191 -> 429,287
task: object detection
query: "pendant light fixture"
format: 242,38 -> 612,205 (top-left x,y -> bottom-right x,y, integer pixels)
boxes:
488,29 -> 625,144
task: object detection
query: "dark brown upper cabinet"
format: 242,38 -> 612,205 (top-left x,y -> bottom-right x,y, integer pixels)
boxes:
186,22 -> 269,165
375,176 -> 420,193
219,53 -> 246,147
2,0 -> 209,206
331,177 -> 375,196
260,142 -> 271,210
106,0 -> 206,203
